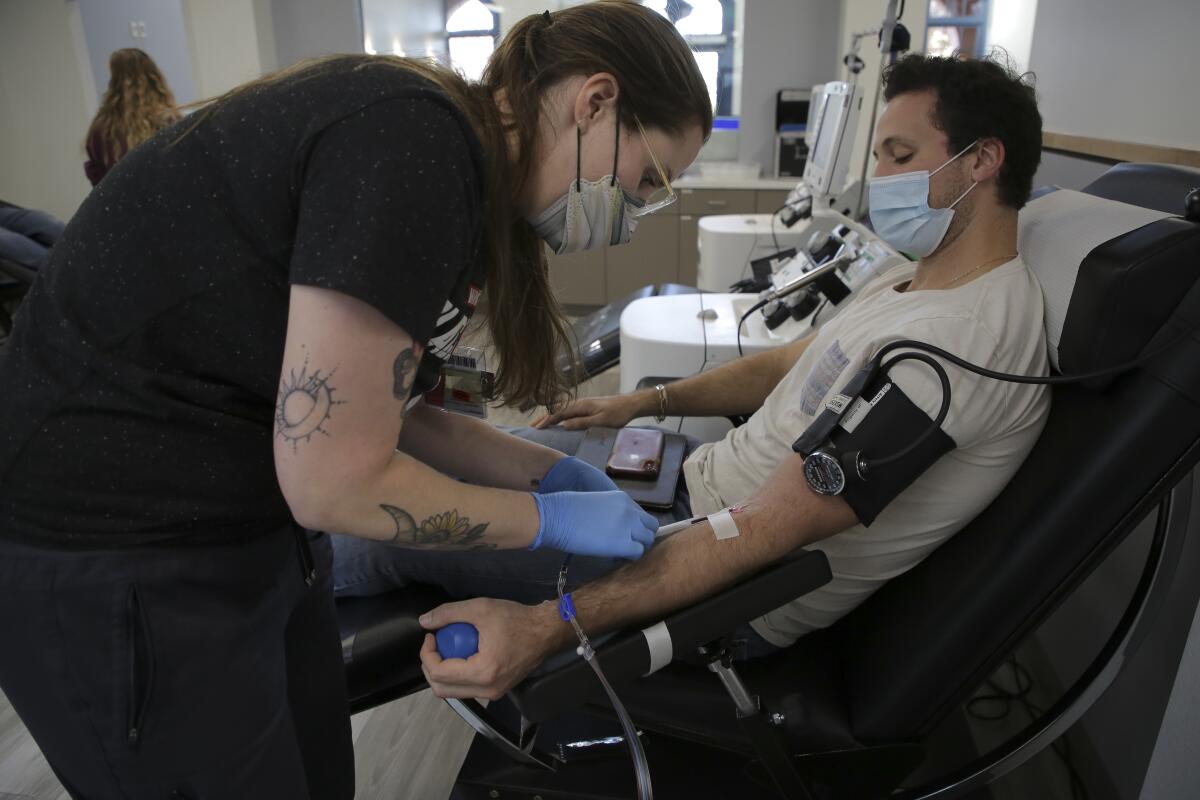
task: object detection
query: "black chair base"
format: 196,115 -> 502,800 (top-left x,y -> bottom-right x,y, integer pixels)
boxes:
450,697 -> 926,800
454,729 -> 771,799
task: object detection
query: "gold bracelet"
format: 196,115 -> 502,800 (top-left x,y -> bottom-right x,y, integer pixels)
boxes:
654,383 -> 668,423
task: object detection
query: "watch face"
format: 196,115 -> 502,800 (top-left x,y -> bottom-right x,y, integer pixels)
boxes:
804,451 -> 846,496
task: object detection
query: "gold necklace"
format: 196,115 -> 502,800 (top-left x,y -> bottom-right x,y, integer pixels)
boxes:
939,253 -> 1018,289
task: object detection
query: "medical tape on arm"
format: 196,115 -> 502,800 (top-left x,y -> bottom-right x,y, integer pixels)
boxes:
709,508 -> 741,540
639,507 -> 742,673
641,621 -> 673,675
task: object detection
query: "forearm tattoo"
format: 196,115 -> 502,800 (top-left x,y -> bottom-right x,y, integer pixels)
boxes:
276,359 -> 343,451
393,348 -> 417,400
379,504 -> 495,549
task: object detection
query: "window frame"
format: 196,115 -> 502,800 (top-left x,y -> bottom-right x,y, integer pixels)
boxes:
444,0 -> 499,79
924,0 -> 989,59
648,0 -> 736,117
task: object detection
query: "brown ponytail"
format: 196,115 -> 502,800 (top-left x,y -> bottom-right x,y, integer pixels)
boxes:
477,0 -> 713,408
174,1 -> 712,410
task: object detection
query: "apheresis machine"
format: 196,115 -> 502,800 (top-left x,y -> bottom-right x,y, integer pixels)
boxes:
621,79 -> 909,439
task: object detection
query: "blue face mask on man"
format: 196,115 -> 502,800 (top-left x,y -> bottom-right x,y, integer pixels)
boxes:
868,140 -> 979,257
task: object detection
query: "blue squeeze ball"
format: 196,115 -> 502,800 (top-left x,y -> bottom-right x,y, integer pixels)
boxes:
435,622 -> 479,659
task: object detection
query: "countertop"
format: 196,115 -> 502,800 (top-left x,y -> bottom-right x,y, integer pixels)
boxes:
674,174 -> 800,191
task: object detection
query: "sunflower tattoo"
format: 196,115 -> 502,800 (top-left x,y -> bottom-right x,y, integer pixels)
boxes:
379,504 -> 493,549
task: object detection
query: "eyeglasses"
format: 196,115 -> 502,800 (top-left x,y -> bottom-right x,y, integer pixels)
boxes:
630,115 -> 677,218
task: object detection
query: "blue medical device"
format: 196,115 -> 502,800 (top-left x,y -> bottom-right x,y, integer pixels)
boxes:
435,622 -> 479,660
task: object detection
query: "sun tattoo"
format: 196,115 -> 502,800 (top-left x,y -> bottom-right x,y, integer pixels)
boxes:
275,362 -> 345,451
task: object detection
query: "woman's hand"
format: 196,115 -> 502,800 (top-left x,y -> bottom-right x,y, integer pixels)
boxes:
532,392 -> 649,431
531,490 -> 657,559
536,455 -> 619,494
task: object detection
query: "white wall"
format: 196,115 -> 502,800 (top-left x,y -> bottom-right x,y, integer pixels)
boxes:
251,0 -> 279,72
0,0 -> 96,220
362,0 -> 444,59
76,0 -> 199,105
0,0 -> 369,223
267,0 -> 363,69
738,0 -> 839,175
1027,0 -> 1200,150
985,0 -> 1038,71
499,0 -> 548,40
181,0 -> 264,99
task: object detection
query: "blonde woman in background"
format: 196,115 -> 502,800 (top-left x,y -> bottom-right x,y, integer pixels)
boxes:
84,48 -> 180,186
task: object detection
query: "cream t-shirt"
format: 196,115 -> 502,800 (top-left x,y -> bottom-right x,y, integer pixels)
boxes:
681,258 -> 1051,647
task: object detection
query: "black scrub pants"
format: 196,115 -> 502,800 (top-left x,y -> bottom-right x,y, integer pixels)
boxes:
0,526 -> 354,800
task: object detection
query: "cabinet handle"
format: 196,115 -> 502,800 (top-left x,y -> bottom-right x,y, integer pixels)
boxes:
706,200 -> 728,207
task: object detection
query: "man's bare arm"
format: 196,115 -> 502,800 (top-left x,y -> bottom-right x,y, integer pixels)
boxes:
535,332 -> 817,429
535,450 -> 857,650
419,452 -> 859,699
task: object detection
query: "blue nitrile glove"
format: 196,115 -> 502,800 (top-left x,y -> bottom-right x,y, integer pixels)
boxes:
537,455 -> 620,494
530,490 -> 657,560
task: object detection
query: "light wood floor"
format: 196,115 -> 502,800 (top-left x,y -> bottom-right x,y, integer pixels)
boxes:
0,686 -> 478,800
0,685 -> 71,800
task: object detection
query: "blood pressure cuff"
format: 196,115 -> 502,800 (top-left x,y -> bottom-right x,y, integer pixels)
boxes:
792,378 -> 956,526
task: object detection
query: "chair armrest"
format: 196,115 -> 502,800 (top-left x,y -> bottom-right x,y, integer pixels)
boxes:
508,548 -> 831,723
338,584 -> 453,714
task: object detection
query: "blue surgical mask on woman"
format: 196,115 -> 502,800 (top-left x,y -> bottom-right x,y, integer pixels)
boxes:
529,119 -> 644,255
868,140 -> 979,257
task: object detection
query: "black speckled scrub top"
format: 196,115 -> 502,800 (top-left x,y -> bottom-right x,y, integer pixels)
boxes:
0,58 -> 486,548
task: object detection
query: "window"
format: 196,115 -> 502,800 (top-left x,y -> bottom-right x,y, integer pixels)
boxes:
643,0 -> 736,116
925,0 -> 989,58
446,0 -> 498,82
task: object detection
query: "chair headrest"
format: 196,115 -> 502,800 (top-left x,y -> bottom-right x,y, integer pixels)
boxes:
1017,189 -> 1177,375
1083,162 -> 1200,215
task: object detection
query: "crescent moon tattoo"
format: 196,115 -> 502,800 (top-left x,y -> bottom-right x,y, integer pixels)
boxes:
275,362 -> 344,451
380,504 -> 417,542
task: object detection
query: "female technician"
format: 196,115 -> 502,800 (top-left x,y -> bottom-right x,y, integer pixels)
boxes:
0,2 -> 711,797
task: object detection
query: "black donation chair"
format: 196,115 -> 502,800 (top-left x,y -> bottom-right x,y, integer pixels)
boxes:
1081,161 -> 1199,215
337,172 -> 1200,799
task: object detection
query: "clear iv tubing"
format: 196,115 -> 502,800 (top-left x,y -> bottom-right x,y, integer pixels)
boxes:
557,556 -> 653,800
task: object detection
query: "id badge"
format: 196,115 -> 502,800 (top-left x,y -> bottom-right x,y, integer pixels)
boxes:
423,345 -> 495,419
